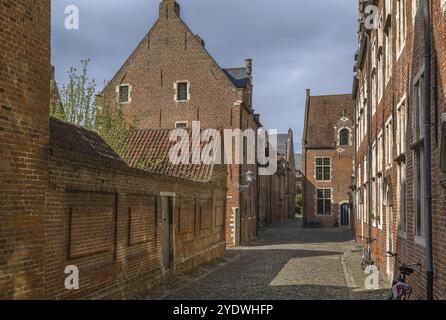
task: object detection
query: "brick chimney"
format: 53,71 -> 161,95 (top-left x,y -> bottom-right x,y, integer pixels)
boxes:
159,0 -> 180,19
245,59 -> 253,78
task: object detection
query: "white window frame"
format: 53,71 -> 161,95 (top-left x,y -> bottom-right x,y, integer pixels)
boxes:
396,95 -> 407,156
174,81 -> 191,102
315,157 -> 332,182
396,0 -> 407,58
377,130 -> 384,173
442,0 -> 446,12
175,121 -> 188,129
316,188 -> 333,216
378,176 -> 383,230
412,0 -> 421,24
117,84 -> 132,104
385,25 -> 393,86
413,68 -> 425,143
385,116 -> 394,169
339,127 -> 352,146
398,161 -> 407,237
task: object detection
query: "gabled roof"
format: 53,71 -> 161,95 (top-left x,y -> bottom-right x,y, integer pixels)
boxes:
121,129 -> 217,183
303,93 -> 354,148
49,117 -> 125,166
223,68 -> 249,88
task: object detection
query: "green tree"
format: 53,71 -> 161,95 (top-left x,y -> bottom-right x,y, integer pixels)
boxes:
295,193 -> 303,216
51,59 -> 97,129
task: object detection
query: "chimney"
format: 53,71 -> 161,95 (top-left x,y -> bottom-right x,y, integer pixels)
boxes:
245,59 -> 253,78
306,88 -> 311,99
195,35 -> 205,47
159,0 -> 180,19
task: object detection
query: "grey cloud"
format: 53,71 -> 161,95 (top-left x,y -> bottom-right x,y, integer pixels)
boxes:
52,0 -> 358,152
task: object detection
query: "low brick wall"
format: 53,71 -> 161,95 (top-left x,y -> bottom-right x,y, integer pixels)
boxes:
45,146 -> 227,299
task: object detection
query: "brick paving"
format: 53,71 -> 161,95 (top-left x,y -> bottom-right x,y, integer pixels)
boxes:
136,220 -> 390,300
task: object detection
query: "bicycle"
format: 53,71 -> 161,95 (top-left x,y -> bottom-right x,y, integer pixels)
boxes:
387,252 -> 422,300
358,236 -> 377,271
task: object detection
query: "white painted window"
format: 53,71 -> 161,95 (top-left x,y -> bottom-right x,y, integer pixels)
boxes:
378,51 -> 384,103
396,97 -> 407,156
412,0 -> 421,23
442,0 -> 446,12
385,25 -> 393,85
398,162 -> 407,234
396,0 -> 407,56
378,176 -> 383,229
175,122 -> 188,129
372,142 -> 377,176
372,71 -> 377,115
174,81 -> 190,102
386,0 -> 393,17
413,73 -> 425,143
118,84 -> 132,104
315,157 -> 331,181
372,178 -> 377,226
316,189 -> 332,216
385,116 -> 393,168
377,131 -> 384,173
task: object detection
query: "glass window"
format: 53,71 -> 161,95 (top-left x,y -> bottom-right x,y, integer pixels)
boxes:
316,189 -> 332,216
340,129 -> 350,146
315,158 -> 331,181
177,82 -> 189,101
119,85 -> 130,104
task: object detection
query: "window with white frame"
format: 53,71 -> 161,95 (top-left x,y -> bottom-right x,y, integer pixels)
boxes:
412,0 -> 421,23
414,146 -> 424,239
378,131 -> 384,173
315,157 -> 331,181
386,0 -> 393,17
385,117 -> 393,168
372,142 -> 377,176
378,176 -> 383,228
372,178 -> 377,225
442,0 -> 446,12
316,189 -> 332,216
118,84 -> 131,104
378,51 -> 384,103
175,122 -> 188,129
364,156 -> 368,183
364,183 -> 368,223
396,98 -> 407,156
385,25 -> 393,84
413,73 -> 425,143
398,161 -> 407,234
340,128 -> 350,146
396,0 -> 407,55
175,81 -> 190,102
413,72 -> 425,241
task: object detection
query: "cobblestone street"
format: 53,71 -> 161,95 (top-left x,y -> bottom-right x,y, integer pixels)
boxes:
137,220 -> 390,300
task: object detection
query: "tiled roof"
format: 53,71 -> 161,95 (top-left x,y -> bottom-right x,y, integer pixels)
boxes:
121,129 -> 216,183
49,117 -> 125,165
304,94 -> 354,148
223,68 -> 249,88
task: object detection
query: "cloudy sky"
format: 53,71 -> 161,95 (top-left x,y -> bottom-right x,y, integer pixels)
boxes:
51,0 -> 358,152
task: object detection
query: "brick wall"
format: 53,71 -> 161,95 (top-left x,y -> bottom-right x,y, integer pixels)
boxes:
0,0 -> 51,299
353,0 -> 446,299
45,144 -> 226,299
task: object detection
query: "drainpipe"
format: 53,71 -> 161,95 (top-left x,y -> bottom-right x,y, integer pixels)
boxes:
364,24 -> 372,244
422,0 -> 434,301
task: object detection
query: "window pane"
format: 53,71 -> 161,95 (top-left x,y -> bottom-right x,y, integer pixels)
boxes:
317,200 -> 324,215
317,189 -> 324,199
324,167 -> 330,180
324,200 -> 331,215
324,158 -> 331,166
119,86 -> 129,103
316,167 -> 322,180
177,82 -> 188,101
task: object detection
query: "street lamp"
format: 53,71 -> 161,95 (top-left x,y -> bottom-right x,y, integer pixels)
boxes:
239,170 -> 254,193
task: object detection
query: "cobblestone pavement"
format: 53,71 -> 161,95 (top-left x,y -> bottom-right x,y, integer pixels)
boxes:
136,220 -> 390,300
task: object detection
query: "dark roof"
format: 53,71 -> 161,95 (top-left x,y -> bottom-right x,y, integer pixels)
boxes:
50,117 -> 125,165
303,94 -> 354,148
121,129 -> 216,183
223,68 -> 249,88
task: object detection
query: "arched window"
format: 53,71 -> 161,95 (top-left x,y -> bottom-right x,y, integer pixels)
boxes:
340,128 -> 350,146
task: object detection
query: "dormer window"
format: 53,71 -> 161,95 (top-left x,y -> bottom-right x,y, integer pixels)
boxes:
118,84 -> 131,104
175,81 -> 190,102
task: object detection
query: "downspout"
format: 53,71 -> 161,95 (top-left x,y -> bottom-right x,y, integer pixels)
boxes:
365,26 -> 372,244
353,94 -> 358,237
422,0 -> 434,301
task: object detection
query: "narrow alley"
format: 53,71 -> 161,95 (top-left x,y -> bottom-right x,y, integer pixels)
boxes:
137,221 -> 391,300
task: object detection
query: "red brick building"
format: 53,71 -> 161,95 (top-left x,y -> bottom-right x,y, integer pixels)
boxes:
302,90 -> 355,228
353,0 -> 446,299
98,0 -> 274,246
0,0 -> 228,299
258,130 -> 297,227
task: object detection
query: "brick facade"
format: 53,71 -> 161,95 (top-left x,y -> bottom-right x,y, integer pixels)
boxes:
302,91 -> 355,228
353,0 -> 446,299
0,0 -> 51,299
